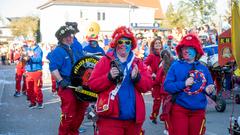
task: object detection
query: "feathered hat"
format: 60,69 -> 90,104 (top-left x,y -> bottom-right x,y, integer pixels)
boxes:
110,26 -> 137,50
65,22 -> 79,33
55,25 -> 74,41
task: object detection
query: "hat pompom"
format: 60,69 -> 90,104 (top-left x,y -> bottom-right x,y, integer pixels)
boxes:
176,34 -> 204,56
110,26 -> 137,50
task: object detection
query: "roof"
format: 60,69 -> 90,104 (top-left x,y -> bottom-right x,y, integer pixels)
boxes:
38,0 -> 164,19
132,26 -> 169,31
125,0 -> 164,19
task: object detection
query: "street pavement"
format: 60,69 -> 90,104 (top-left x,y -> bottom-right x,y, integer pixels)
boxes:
0,63 -> 239,135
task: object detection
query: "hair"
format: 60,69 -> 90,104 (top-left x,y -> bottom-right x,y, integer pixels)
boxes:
150,37 -> 162,54
160,50 -> 174,74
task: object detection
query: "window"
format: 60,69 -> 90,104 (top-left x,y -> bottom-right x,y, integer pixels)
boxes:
97,12 -> 106,21
102,12 -> 105,20
80,10 -> 83,18
97,12 -> 101,20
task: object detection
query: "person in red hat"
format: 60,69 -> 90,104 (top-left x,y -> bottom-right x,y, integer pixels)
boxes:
83,34 -> 105,56
144,37 -> 163,124
163,34 -> 214,135
163,35 -> 177,57
88,26 -> 152,135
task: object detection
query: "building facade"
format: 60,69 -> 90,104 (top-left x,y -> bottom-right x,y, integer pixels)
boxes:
38,0 -> 164,44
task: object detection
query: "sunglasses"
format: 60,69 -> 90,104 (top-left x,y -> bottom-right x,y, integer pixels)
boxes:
117,40 -> 132,45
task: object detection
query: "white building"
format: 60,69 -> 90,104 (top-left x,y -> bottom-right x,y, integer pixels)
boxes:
0,17 -> 14,44
38,0 -> 164,44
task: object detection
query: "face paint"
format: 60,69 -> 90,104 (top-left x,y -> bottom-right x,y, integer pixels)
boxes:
182,47 -> 196,61
116,37 -> 132,57
90,40 -> 98,47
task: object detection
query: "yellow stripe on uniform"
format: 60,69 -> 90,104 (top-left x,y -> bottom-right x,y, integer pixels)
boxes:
74,88 -> 98,98
199,118 -> 205,135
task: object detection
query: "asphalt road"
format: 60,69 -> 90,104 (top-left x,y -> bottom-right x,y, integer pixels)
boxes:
0,64 -> 239,135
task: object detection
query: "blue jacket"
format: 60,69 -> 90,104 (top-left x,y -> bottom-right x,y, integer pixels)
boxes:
114,51 -> 136,120
164,60 -> 213,110
25,44 -> 43,72
83,44 -> 105,56
71,37 -> 84,61
47,43 -> 78,78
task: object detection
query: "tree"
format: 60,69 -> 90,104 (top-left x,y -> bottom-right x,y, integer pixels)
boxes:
178,0 -> 217,26
162,2 -> 189,29
9,16 -> 39,39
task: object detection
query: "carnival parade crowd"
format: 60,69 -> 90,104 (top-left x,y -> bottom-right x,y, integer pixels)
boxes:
1,21 -> 240,135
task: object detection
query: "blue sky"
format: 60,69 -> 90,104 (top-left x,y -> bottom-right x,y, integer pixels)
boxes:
0,0 -> 228,17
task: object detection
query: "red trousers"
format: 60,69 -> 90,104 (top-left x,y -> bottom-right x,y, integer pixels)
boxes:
150,95 -> 168,120
58,87 -> 89,135
169,104 -> 206,135
26,71 -> 43,105
96,118 -> 142,135
15,68 -> 26,92
51,74 -> 57,92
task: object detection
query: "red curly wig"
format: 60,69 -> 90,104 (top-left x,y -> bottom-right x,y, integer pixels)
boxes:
110,26 -> 137,50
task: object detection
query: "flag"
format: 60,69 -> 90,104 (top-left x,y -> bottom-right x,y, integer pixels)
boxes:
232,0 -> 240,70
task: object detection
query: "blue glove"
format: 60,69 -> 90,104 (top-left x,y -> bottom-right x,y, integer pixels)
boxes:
59,79 -> 71,89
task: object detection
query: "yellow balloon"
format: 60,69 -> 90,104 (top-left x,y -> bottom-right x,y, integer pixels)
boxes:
87,22 -> 100,37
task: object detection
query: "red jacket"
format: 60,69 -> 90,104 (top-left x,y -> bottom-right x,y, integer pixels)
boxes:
153,65 -> 169,97
88,51 -> 152,124
144,53 -> 161,74
14,51 -> 26,73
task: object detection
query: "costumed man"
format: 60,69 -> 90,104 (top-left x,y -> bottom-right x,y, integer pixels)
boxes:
65,22 -> 84,60
65,21 -> 88,133
156,50 -> 175,135
47,44 -> 58,94
13,45 -> 27,97
88,26 -> 152,135
144,37 -> 163,124
83,35 -> 105,56
23,38 -> 43,109
164,34 -> 214,135
163,35 -> 177,57
47,25 -> 88,135
83,22 -> 105,56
